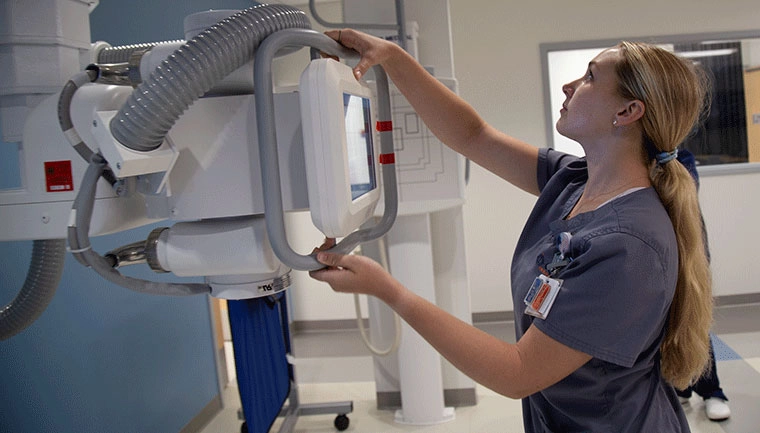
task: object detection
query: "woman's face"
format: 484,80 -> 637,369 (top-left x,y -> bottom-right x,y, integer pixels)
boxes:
556,48 -> 630,146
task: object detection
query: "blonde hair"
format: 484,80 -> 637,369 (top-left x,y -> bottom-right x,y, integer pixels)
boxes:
615,41 -> 713,389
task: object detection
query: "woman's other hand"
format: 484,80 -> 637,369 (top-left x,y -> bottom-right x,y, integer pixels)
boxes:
309,240 -> 400,304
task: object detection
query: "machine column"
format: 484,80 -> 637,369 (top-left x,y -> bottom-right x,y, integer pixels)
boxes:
385,213 -> 455,425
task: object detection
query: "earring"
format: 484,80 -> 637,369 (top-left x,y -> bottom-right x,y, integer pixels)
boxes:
613,119 -> 618,126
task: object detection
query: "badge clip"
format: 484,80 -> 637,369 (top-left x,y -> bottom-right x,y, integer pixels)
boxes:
546,232 -> 573,277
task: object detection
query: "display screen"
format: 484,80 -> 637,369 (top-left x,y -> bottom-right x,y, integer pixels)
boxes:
343,93 -> 376,201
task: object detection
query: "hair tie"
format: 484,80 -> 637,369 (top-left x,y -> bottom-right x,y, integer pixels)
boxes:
655,149 -> 678,165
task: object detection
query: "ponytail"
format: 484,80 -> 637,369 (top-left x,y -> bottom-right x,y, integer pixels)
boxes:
650,159 -> 712,389
616,41 -> 713,389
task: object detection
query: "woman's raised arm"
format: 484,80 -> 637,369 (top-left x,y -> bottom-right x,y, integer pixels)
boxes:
329,29 -> 540,195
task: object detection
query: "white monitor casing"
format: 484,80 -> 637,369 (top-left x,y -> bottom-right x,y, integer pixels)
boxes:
299,59 -> 381,238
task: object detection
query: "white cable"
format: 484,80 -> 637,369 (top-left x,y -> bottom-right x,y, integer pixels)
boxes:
353,235 -> 402,356
353,293 -> 401,356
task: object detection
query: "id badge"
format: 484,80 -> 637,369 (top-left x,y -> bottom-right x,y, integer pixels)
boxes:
523,274 -> 562,319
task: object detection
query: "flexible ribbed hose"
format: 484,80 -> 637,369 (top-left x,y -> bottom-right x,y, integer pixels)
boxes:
97,41 -> 183,64
0,239 -> 66,340
110,3 -> 310,152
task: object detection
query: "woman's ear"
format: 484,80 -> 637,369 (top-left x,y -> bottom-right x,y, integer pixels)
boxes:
614,100 -> 645,126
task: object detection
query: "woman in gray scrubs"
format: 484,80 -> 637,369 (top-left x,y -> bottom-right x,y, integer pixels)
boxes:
310,29 -> 713,432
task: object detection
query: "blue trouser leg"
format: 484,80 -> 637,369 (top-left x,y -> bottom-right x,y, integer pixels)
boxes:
676,340 -> 728,400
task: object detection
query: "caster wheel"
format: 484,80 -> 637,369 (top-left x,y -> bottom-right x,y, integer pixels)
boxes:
334,414 -> 350,431
240,421 -> 248,433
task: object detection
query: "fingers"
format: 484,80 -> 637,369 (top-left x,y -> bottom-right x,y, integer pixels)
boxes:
310,250 -> 355,282
324,29 -> 369,81
319,51 -> 339,62
352,59 -> 370,81
308,253 -> 393,299
308,266 -> 330,281
325,28 -> 354,47
315,250 -> 343,269
320,29 -> 346,64
325,29 -> 341,44
321,237 -> 336,249
311,238 -> 336,253
308,251 -> 349,287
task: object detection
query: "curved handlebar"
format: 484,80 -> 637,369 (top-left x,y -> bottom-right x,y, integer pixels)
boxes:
253,28 -> 398,271
307,0 -> 408,51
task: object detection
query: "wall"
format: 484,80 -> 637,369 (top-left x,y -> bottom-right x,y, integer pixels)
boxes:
0,1 -> 257,431
0,230 -> 218,433
280,0 -> 760,322
450,0 -> 760,313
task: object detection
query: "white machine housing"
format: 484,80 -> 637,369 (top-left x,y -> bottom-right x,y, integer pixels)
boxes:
0,23 -> 388,300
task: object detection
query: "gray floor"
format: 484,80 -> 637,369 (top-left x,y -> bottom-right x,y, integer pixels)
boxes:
202,303 -> 760,433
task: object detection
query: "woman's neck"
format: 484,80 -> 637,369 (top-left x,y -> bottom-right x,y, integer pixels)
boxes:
569,148 -> 651,218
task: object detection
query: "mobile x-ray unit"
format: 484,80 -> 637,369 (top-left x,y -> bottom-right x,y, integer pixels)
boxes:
1,1 -> 399,431
1,0 -> 475,431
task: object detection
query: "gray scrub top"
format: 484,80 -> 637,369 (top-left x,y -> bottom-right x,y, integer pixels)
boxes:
511,148 -> 690,432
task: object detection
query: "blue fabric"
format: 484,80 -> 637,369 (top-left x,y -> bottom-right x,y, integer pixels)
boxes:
676,339 -> 730,401
676,148 -> 700,188
228,295 -> 291,433
512,148 -> 689,433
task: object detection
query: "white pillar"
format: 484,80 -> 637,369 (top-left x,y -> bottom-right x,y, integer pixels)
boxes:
386,213 -> 454,425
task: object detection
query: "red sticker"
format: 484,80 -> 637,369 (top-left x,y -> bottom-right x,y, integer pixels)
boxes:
44,160 -> 74,192
376,120 -> 393,132
531,282 -> 551,310
379,153 -> 395,164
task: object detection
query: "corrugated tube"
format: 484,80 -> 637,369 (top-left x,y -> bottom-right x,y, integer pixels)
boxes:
109,3 -> 310,152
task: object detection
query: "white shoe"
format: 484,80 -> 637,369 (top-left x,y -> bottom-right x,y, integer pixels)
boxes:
678,396 -> 690,404
705,397 -> 730,421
